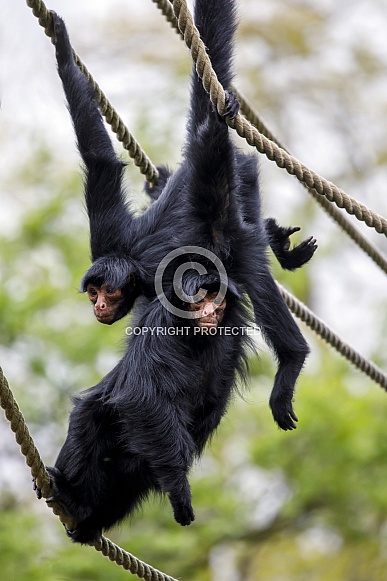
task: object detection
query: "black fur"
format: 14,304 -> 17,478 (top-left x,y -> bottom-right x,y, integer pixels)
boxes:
38,2 -> 317,544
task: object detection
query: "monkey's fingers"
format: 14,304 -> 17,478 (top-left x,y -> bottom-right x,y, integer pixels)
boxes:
32,477 -> 42,500
276,226 -> 301,252
288,237 -> 318,265
271,400 -> 298,430
282,413 -> 298,431
224,91 -> 240,120
65,526 -> 79,539
284,225 -> 301,238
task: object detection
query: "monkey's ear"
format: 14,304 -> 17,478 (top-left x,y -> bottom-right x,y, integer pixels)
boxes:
80,256 -> 138,292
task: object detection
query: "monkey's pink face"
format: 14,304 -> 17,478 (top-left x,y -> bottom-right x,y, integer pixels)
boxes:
86,283 -> 125,324
187,292 -> 227,329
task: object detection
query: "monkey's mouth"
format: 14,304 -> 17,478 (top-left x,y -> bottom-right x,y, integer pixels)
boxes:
197,318 -> 218,329
96,313 -> 114,325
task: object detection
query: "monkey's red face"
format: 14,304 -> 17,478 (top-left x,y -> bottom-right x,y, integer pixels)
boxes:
187,292 -> 227,329
86,283 -> 126,324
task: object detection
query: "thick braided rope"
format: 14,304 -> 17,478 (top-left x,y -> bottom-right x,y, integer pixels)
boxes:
152,0 -> 178,32
0,369 -> 178,581
170,0 -> 387,237
234,94 -> 387,276
152,0 -> 387,274
0,367 -> 52,499
25,0 -> 158,185
276,285 -> 387,389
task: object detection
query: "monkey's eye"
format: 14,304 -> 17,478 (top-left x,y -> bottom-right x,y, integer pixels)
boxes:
106,287 -> 115,294
88,287 -> 98,297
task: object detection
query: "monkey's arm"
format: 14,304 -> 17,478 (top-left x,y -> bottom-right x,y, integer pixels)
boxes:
51,12 -> 132,259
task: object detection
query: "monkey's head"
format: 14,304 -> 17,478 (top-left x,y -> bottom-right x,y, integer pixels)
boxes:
181,272 -> 239,330
187,290 -> 227,329
81,256 -> 140,324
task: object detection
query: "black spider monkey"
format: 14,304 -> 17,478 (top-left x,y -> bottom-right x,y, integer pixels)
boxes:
37,3 -> 317,544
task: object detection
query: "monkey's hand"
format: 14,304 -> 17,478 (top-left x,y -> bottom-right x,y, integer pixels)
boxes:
50,11 -> 74,68
224,90 -> 240,120
269,393 -> 298,431
287,235 -> 318,269
265,217 -> 317,271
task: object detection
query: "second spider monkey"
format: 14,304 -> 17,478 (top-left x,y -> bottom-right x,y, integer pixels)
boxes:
37,3 -> 316,544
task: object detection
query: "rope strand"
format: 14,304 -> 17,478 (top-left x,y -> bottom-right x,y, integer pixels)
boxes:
276,286 -> 387,389
170,0 -> 387,237
234,93 -> 387,276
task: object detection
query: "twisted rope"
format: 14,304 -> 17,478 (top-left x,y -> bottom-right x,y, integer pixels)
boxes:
152,0 -> 387,274
276,284 -> 387,389
25,0 -> 158,185
0,366 -> 178,581
170,0 -> 387,237
234,94 -> 387,276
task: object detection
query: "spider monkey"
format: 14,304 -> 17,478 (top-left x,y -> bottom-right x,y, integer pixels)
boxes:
36,4 -> 316,544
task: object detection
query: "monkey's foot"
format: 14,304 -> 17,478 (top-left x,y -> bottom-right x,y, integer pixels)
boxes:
170,493 -> 195,526
173,502 -> 195,526
65,522 -> 102,545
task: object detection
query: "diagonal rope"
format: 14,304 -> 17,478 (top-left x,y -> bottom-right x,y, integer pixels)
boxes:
169,0 -> 387,238
0,366 -> 179,581
152,0 -> 387,275
276,285 -> 387,389
235,93 -> 387,276
25,0 -> 159,185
